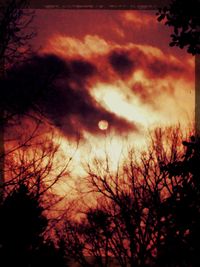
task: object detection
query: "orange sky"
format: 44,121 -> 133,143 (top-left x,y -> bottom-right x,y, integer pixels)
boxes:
12,10 -> 195,197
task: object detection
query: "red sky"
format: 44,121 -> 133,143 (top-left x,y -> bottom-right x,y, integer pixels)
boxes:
32,11 -> 194,130
23,9 -> 195,194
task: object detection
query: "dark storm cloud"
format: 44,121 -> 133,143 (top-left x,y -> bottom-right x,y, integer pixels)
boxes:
70,59 -> 97,78
108,50 -> 134,76
42,76 -> 136,137
1,54 -> 70,116
2,54 -> 136,138
98,46 -> 187,106
145,58 -> 185,79
106,47 -> 186,81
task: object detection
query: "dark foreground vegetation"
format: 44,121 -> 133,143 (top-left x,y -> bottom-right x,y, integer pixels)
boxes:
0,127 -> 200,267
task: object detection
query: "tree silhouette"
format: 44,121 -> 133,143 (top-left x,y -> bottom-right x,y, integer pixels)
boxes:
0,183 -> 46,266
0,0 -> 35,197
0,182 -> 67,267
0,132 -> 71,266
1,131 -> 73,228
0,1 -> 70,202
155,135 -> 200,267
0,0 -> 35,69
157,0 -> 200,55
59,127 -> 193,267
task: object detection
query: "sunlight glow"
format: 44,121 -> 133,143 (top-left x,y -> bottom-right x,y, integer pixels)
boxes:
92,83 -> 159,127
98,120 -> 109,130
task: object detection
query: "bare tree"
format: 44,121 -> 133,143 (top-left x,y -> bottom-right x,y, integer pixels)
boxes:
0,0 -> 35,196
58,126 -> 198,267
0,0 -> 35,69
3,131 -> 73,209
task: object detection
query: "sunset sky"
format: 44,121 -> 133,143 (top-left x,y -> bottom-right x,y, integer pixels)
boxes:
16,9 -> 195,193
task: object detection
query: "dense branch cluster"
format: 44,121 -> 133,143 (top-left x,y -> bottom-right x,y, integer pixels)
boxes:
0,0 -> 35,69
58,128 -> 200,267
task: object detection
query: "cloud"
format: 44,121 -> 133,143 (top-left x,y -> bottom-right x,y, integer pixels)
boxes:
144,56 -> 186,79
42,74 -> 136,137
132,82 -> 150,103
33,34 -> 194,131
44,34 -> 111,58
70,59 -> 97,78
106,45 -> 188,82
122,11 -> 157,29
108,50 -> 135,76
1,54 -> 69,115
2,54 -> 136,139
6,10 -> 194,184
44,34 -> 191,81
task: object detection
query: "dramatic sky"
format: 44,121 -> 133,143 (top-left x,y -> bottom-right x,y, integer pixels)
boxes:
19,9 -> 194,192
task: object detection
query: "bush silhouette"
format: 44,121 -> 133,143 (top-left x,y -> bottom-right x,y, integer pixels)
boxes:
0,183 -> 66,267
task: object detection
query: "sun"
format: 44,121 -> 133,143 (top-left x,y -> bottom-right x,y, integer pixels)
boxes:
98,120 -> 109,131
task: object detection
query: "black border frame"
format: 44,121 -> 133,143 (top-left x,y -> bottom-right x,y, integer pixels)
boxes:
0,0 -> 197,264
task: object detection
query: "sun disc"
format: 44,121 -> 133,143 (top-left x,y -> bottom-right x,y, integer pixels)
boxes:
98,120 -> 109,131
